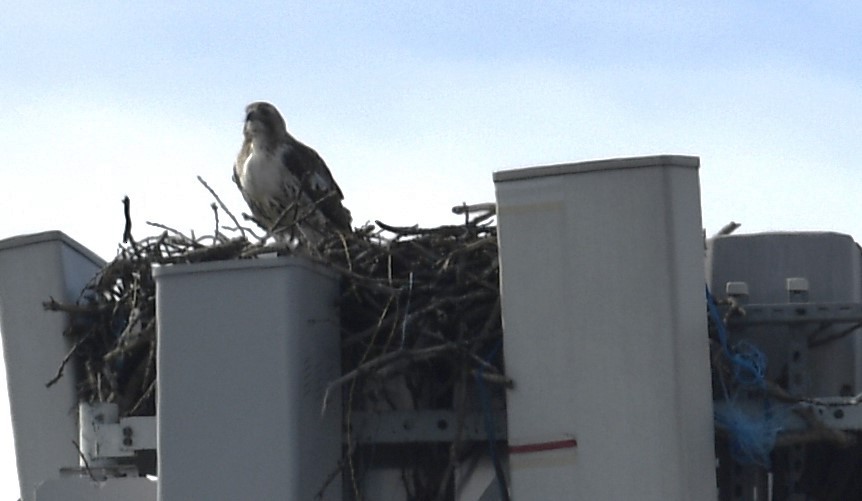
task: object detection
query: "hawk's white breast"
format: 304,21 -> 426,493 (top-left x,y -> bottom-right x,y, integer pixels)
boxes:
240,144 -> 293,202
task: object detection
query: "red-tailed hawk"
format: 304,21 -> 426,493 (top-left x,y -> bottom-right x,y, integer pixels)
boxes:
233,101 -> 352,244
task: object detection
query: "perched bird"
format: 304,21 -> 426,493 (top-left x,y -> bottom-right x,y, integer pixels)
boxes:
233,101 -> 352,244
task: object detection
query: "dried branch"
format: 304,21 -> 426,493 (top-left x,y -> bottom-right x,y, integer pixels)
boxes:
197,176 -> 246,240
72,440 -> 102,482
46,332 -> 91,388
715,221 -> 741,236
122,196 -> 133,244
322,343 -> 459,415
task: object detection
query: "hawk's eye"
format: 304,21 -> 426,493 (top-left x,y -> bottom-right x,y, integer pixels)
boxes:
246,110 -> 258,121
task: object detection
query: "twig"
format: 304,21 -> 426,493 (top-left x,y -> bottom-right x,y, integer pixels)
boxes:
122,196 -> 132,243
127,379 -> 156,416
46,332 -> 92,388
715,221 -> 741,236
471,370 -> 514,388
314,444 -> 354,500
72,440 -> 101,482
809,322 -> 862,348
210,203 -> 220,240
344,295 -> 396,501
145,221 -> 194,242
197,176 -> 246,240
321,343 -> 459,415
43,297 -> 103,315
774,406 -> 855,448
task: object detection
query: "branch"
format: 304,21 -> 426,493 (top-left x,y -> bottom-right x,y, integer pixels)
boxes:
321,343 -> 459,415
197,176 -> 246,240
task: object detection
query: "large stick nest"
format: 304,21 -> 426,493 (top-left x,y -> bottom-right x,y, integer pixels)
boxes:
43,187 -> 507,500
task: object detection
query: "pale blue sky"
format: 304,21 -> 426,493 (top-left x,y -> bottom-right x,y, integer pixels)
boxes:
1,2 -> 861,498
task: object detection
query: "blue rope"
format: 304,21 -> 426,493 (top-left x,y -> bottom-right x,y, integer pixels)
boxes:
476,340 -> 510,501
706,285 -> 781,467
706,286 -> 766,390
714,401 -> 783,468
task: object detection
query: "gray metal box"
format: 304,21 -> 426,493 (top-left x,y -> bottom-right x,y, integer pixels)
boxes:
154,257 -> 341,501
707,231 -> 862,396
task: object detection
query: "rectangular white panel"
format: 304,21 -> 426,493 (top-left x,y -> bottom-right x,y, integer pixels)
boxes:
154,257 -> 341,501
0,232 -> 104,501
495,156 -> 717,500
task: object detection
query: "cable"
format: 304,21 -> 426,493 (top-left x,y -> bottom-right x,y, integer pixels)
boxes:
476,340 -> 510,501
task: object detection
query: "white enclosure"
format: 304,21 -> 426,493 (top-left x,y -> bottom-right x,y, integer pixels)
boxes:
154,256 -> 342,501
494,155 -> 717,500
0,231 -> 104,501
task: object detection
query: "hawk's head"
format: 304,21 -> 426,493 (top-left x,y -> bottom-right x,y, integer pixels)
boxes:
243,101 -> 288,146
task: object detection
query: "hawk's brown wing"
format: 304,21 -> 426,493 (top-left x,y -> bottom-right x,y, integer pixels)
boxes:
281,140 -> 352,232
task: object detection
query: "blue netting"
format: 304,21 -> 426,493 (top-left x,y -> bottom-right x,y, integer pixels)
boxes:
730,340 -> 768,388
714,399 -> 785,468
706,286 -> 783,467
706,286 -> 766,389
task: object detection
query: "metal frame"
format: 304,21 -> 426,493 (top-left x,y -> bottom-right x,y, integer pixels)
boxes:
351,410 -> 507,444
716,279 -> 862,501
